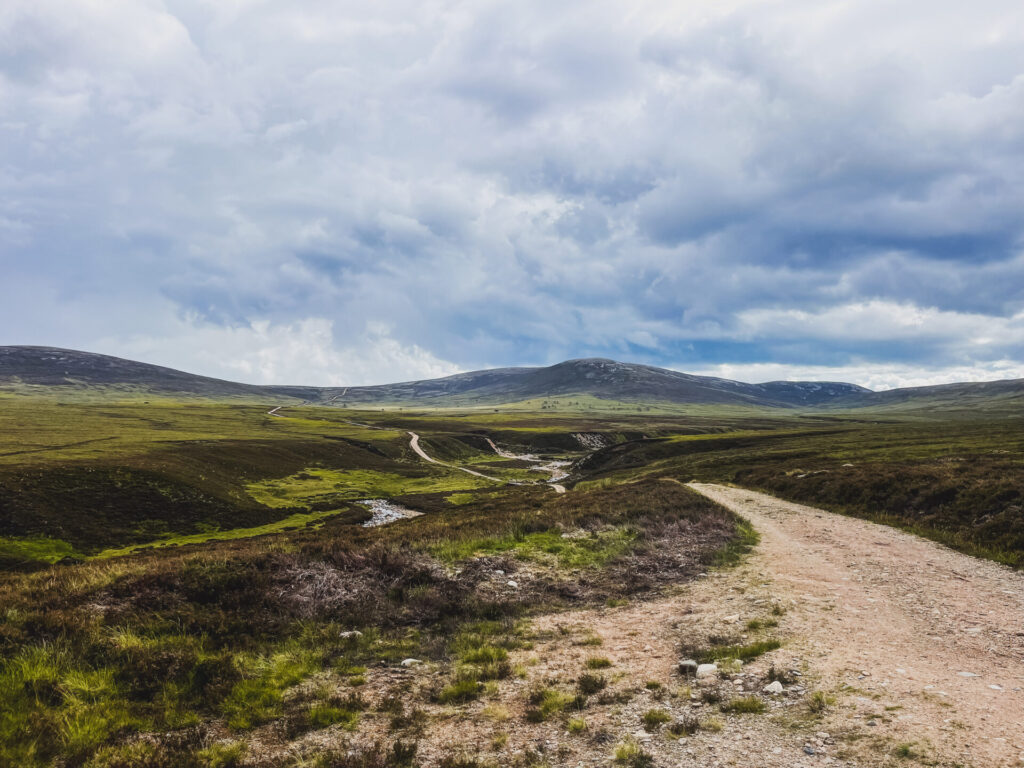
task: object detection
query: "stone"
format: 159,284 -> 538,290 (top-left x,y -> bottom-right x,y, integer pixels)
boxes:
506,580 -> 519,588
339,630 -> 363,639
400,658 -> 422,667
678,659 -> 699,677
763,680 -> 784,694
696,663 -> 718,679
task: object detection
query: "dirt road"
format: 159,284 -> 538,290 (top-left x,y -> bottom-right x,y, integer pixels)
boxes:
407,431 -> 502,481
453,482 -> 1024,767
687,483 -> 1024,767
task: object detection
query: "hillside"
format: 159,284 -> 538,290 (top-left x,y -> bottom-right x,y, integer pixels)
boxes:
4,346 -> 1024,413
0,346 -> 299,401
315,358 -> 872,408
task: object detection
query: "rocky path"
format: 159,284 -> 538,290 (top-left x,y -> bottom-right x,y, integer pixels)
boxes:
449,482 -> 1024,768
686,483 -> 1024,767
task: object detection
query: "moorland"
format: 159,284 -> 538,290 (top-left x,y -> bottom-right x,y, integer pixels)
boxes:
1,347 -> 1022,767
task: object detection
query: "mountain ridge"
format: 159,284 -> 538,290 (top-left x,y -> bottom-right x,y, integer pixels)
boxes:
2,345 -> 1021,411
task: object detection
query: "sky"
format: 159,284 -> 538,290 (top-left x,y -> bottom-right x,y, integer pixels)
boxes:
2,0 -> 1023,391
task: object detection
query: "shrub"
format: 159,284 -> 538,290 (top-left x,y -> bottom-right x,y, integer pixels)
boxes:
613,738 -> 654,768
198,741 -> 247,768
642,708 -> 672,730
720,696 -> 767,714
437,679 -> 481,704
808,690 -> 835,714
585,656 -> 612,669
524,688 -> 575,722
577,673 -> 607,695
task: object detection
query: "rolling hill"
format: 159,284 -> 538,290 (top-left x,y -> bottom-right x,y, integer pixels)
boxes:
2,345 -> 1022,411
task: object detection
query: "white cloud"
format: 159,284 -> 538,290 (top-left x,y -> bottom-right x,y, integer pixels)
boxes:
97,317 -> 461,386
685,360 -> 1024,391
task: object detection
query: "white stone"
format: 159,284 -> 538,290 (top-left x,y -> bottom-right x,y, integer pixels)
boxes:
400,658 -> 421,667
696,663 -> 718,679
506,580 -> 519,588
763,680 -> 784,694
339,630 -> 363,639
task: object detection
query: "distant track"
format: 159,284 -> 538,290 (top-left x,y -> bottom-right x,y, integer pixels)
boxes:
407,431 -> 502,481
265,406 -> 569,492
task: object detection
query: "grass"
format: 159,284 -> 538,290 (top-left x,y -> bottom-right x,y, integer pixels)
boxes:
808,690 -> 836,714
720,696 -> 768,714
577,673 -> 607,695
93,508 -> 349,558
437,679 -> 482,704
525,687 -> 577,722
0,535 -> 81,565
694,639 -> 781,663
7,395 -> 1018,764
248,467 -> 495,509
613,738 -> 654,768
641,708 -> 672,729
429,527 -> 637,569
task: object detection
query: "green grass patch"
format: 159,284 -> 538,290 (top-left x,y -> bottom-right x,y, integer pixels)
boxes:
642,708 -> 672,729
524,687 -> 576,722
429,526 -> 636,569
710,518 -> 759,567
93,508 -> 348,558
696,639 -> 781,664
721,696 -> 767,714
0,535 -> 80,566
437,679 -> 482,704
248,467 -> 494,509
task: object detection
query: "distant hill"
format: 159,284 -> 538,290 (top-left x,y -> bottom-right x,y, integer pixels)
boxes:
0,346 -> 295,401
3,346 -> 1021,412
0,347 -> 871,408
303,358 -> 872,408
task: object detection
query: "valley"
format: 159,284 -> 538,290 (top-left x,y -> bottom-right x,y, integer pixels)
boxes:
0,348 -> 1022,767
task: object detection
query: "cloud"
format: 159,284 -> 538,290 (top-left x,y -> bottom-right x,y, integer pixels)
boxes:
98,317 -> 461,386
1,0 -> 1023,384
686,360 -> 1024,392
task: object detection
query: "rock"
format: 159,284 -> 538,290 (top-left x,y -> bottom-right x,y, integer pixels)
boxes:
339,630 -> 363,639
867,719 -> 878,726
400,658 -> 422,667
679,659 -> 698,677
803,746 -> 816,755
958,671 -> 979,678
696,663 -> 718,679
506,580 -> 519,588
816,731 -> 830,740
723,614 -> 740,623
763,680 -> 784,694
494,570 -> 504,575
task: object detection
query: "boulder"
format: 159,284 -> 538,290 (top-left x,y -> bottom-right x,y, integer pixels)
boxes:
678,659 -> 698,677
695,663 -> 718,679
763,680 -> 784,694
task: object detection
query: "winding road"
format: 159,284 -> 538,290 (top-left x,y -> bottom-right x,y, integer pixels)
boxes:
409,431 -> 566,492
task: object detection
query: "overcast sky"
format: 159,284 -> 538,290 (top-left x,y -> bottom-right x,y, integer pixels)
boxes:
2,0 -> 1023,389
